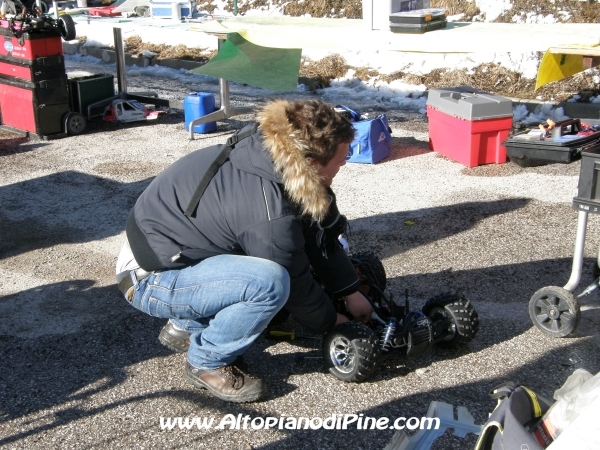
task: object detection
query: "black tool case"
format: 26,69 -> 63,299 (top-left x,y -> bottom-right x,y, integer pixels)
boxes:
502,119 -> 600,167
389,8 -> 447,33
573,145 -> 600,212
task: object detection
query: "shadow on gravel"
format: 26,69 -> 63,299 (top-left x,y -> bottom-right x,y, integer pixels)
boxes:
0,136 -> 46,156
347,197 -> 531,262
386,136 -> 431,162
1,280 -> 598,448
252,337 -> 600,450
0,279 -> 305,446
0,171 -> 152,260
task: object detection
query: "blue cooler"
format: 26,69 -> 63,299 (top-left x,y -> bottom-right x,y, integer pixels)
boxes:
184,93 -> 216,134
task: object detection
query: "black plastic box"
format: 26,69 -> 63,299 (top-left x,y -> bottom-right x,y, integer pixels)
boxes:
573,146 -> 600,213
390,8 -> 447,23
68,74 -> 115,119
502,119 -> 600,167
390,8 -> 447,33
390,19 -> 446,33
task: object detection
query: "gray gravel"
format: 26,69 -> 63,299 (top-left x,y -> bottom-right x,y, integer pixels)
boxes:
1,56 -> 600,450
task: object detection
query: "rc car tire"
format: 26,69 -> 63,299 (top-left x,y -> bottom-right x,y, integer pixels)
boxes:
323,321 -> 380,382
529,286 -> 581,338
58,14 -> 76,41
65,112 -> 86,135
423,293 -> 479,348
350,251 -> 387,292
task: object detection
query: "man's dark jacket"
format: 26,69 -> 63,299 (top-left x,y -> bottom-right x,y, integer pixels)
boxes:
127,100 -> 359,333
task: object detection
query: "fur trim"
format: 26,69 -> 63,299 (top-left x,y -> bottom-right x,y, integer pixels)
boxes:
258,100 -> 330,222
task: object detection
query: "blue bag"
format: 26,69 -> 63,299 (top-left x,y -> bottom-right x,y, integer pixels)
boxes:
337,105 -> 392,164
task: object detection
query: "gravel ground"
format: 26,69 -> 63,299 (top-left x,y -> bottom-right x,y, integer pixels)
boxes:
1,56 -> 600,450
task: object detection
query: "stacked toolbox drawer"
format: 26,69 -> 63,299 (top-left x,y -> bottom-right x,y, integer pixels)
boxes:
389,8 -> 448,33
0,20 -> 70,138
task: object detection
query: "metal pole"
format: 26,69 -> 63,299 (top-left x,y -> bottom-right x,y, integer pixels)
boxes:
113,27 -> 128,95
564,210 -> 589,292
233,0 -> 237,15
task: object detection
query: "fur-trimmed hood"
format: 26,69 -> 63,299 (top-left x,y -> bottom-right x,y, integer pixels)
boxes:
256,100 -> 331,223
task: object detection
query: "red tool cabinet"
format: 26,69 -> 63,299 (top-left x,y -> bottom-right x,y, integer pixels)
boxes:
0,21 -> 68,138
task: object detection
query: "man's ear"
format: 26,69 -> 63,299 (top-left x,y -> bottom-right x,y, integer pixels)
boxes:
308,158 -> 322,169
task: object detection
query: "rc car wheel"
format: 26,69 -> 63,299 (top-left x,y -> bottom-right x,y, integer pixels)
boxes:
529,286 -> 581,338
323,321 -> 380,382
351,251 -> 387,292
423,293 -> 479,348
65,112 -> 86,135
58,14 -> 76,41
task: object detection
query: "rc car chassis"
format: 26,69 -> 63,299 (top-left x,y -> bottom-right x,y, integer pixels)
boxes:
5,0 -> 77,41
322,252 -> 480,382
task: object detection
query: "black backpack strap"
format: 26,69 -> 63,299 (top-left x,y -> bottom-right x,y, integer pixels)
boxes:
184,123 -> 258,217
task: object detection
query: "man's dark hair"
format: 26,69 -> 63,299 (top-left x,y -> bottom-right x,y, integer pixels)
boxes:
284,100 -> 355,165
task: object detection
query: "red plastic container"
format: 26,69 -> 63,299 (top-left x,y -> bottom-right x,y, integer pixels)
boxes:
426,88 -> 513,167
427,105 -> 513,167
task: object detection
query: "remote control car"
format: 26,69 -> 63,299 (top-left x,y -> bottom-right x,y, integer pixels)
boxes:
322,252 -> 480,382
2,0 -> 77,41
103,99 -> 164,123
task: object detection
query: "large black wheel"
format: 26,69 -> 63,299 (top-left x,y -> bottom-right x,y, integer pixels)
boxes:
351,251 -> 387,292
529,286 -> 581,337
423,293 -> 479,348
58,14 -> 76,41
323,321 -> 380,382
65,112 -> 86,135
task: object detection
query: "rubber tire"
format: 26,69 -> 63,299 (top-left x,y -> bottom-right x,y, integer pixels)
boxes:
351,251 -> 387,292
529,286 -> 581,338
423,293 -> 479,348
65,112 -> 86,135
323,321 -> 380,382
58,14 -> 76,41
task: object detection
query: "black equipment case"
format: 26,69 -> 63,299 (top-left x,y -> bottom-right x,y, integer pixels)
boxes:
502,119 -> 600,167
389,8 -> 448,34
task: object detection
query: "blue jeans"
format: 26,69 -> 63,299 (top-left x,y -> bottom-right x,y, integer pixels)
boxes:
128,255 -> 290,370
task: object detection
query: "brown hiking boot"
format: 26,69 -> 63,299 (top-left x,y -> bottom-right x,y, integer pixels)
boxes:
185,360 -> 268,403
158,320 -> 191,353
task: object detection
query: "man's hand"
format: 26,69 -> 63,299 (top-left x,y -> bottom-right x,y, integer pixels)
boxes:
342,291 -> 372,324
335,313 -> 349,325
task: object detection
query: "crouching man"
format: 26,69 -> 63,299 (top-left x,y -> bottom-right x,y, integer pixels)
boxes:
115,100 -> 372,403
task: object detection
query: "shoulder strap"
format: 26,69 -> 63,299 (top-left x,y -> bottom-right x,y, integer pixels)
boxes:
184,123 -> 259,217
335,104 -> 362,121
